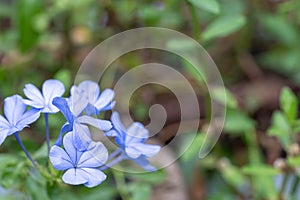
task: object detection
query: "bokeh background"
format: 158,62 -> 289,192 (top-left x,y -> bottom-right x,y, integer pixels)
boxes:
1,0 -> 300,199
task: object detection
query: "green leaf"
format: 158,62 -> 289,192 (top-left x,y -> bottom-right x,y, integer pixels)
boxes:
202,15 -> 246,41
211,87 -> 238,109
128,183 -> 151,200
287,155 -> 300,167
16,0 -> 42,52
280,87 -> 298,122
224,109 -> 255,134
128,169 -> 166,184
267,111 -> 291,148
54,69 -> 71,90
188,0 -> 220,14
218,160 -> 247,188
242,164 -> 279,176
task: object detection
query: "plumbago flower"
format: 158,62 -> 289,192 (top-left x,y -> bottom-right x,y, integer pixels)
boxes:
0,95 -> 40,165
70,80 -> 115,115
23,79 -> 65,150
49,130 -> 108,187
105,112 -> 161,171
23,79 -> 65,113
52,95 -> 112,150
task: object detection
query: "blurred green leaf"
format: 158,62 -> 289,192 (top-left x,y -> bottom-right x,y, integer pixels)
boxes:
259,14 -> 299,46
202,15 -> 246,41
188,0 -> 220,14
54,69 -> 72,90
16,0 -> 42,52
280,87 -> 298,123
128,183 -> 151,200
287,155 -> 300,167
128,169 -> 166,184
211,87 -> 238,109
218,159 -> 247,188
224,109 -> 255,134
242,164 -> 279,176
267,111 -> 291,148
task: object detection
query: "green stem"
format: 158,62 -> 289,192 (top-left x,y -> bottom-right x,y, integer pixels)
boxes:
279,173 -> 289,199
187,1 -> 201,41
14,132 -> 37,166
291,176 -> 300,195
113,170 -> 131,200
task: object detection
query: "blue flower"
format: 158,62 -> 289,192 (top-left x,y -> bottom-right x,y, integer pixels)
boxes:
23,79 -> 65,113
49,131 -> 108,187
0,95 -> 40,145
70,80 -> 115,115
105,112 -> 160,171
52,97 -> 112,150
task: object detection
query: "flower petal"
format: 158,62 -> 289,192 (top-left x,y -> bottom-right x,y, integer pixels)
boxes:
111,112 -> 127,135
78,80 -> 100,104
52,97 -> 74,125
23,84 -> 44,108
126,122 -> 149,143
63,132 -> 78,164
132,155 -> 157,172
16,108 -> 41,131
104,129 -> 119,137
69,86 -> 89,117
81,168 -> 107,188
73,124 -> 92,152
126,143 -> 160,159
77,115 -> 112,131
62,168 -> 88,185
54,123 -> 70,146
0,132 -> 8,146
49,145 -> 73,170
42,80 -> 65,113
0,115 -> 10,129
4,95 -> 27,125
77,141 -> 108,168
95,89 -> 115,111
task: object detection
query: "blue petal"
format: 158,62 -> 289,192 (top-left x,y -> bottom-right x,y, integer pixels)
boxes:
95,89 -> 115,111
78,80 -> 100,104
73,124 -> 92,152
16,108 -> 41,131
4,95 -> 26,125
52,97 -> 74,125
126,122 -> 149,143
63,132 -> 78,164
104,130 -> 119,137
49,145 -> 73,170
0,115 -> 10,129
77,141 -> 108,168
42,79 -> 65,113
23,84 -> 44,109
54,123 -> 70,146
132,155 -> 157,172
62,168 -> 88,185
126,143 -> 161,159
98,101 -> 116,112
0,132 -> 8,146
69,86 -> 89,117
77,115 -> 112,131
81,168 -> 107,188
111,112 -> 127,137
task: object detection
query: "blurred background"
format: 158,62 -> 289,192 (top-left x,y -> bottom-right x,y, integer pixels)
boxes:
1,0 -> 300,199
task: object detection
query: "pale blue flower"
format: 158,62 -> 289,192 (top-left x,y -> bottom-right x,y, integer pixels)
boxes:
23,79 -> 65,113
49,131 -> 108,187
105,112 -> 160,171
0,95 -> 40,145
70,80 -> 115,115
52,97 -> 112,150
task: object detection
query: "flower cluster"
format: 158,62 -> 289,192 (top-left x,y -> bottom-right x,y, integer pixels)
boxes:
0,79 -> 161,187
